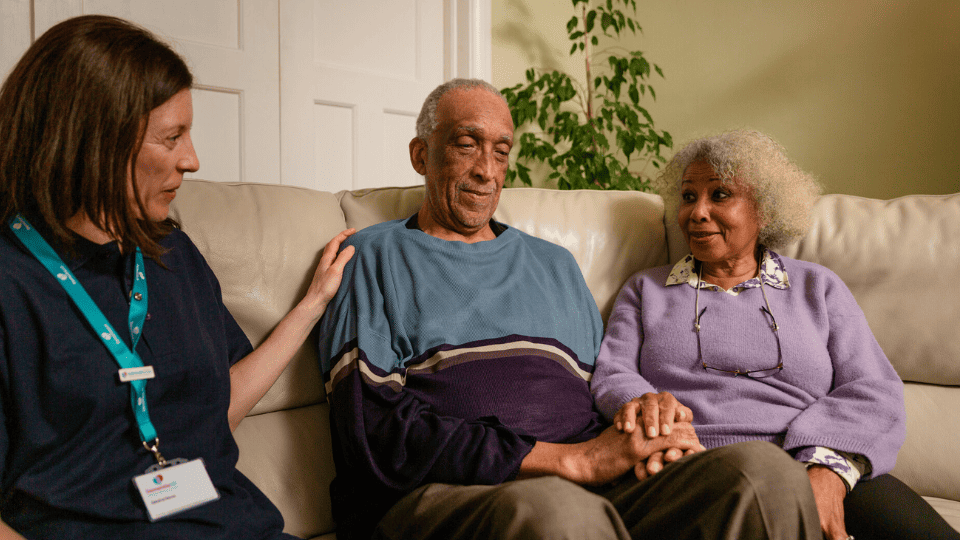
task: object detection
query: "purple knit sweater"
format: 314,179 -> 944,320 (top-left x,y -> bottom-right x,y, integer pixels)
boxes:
591,253 -> 906,477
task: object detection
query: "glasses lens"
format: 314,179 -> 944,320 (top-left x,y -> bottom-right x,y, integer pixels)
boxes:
744,366 -> 782,379
702,365 -> 782,378
697,304 -> 783,379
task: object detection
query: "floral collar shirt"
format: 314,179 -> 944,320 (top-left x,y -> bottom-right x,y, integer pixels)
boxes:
665,247 -> 789,295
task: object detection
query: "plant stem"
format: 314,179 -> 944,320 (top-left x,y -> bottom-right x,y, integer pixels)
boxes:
583,5 -> 592,122
582,5 -> 602,187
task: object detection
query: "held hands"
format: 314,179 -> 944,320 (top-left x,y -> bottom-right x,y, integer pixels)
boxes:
614,392 -> 701,479
615,392 -> 693,436
570,420 -> 705,487
300,229 -> 356,320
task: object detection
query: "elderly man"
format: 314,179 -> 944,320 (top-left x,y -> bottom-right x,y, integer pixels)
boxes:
318,79 -> 820,540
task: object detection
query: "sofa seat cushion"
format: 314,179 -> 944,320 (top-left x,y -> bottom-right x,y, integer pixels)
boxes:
924,497 -> 960,533
234,403 -> 338,539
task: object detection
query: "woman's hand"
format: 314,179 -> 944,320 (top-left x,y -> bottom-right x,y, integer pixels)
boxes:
632,446 -> 700,480
807,465 -> 849,540
614,392 -> 693,437
614,392 -> 699,479
0,520 -> 26,539
299,228 -> 356,321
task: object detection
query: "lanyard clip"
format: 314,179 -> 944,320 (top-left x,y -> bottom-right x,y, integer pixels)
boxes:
143,438 -> 167,467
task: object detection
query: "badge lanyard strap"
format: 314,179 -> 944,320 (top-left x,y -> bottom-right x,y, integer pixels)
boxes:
9,215 -> 162,457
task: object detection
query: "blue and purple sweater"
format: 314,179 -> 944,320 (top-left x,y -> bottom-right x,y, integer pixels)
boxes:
318,216 -> 604,539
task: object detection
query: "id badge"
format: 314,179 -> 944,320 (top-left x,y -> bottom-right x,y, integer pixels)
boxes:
133,458 -> 219,521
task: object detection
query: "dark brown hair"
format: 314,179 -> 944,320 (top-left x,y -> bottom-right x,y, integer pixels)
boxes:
0,15 -> 193,260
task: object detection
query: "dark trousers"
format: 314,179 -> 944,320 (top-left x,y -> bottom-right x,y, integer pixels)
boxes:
374,440 -> 821,540
845,473 -> 960,540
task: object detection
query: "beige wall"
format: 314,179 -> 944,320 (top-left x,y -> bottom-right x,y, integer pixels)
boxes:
492,0 -> 960,199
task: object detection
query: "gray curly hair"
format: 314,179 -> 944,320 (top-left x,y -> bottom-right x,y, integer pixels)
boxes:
415,78 -> 507,140
656,129 -> 822,249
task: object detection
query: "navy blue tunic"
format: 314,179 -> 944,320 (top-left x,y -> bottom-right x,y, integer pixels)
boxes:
0,224 -> 294,539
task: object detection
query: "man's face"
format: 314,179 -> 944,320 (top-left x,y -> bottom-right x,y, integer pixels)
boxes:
411,87 -> 514,241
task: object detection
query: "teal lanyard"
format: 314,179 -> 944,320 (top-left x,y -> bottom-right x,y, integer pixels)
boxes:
10,215 -> 158,445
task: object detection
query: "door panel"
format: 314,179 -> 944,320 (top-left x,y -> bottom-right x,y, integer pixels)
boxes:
281,0 -> 445,191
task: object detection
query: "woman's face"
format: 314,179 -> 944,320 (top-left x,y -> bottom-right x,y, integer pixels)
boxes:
132,88 -> 199,222
678,160 -> 762,266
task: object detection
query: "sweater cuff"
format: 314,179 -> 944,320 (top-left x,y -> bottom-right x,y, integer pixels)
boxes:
502,433 -> 538,482
794,446 -> 871,492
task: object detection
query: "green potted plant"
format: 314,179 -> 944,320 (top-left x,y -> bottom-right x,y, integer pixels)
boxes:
501,0 -> 672,192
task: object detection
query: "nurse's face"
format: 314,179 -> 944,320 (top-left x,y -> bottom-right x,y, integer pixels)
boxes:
131,88 -> 199,221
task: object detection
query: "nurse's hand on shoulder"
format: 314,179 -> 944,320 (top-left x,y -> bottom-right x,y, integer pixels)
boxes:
227,228 -> 355,431
299,228 -> 356,321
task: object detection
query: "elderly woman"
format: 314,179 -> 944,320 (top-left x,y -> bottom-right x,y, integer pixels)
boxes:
591,130 -> 959,540
0,16 -> 353,539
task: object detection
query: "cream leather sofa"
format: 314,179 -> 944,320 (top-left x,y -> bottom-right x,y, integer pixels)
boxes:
169,179 -> 960,539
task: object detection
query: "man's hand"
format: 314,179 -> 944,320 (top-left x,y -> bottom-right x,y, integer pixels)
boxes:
807,465 -> 849,540
575,423 -> 704,486
519,422 -> 705,487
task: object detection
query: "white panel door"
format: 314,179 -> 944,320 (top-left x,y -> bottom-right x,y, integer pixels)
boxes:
281,0 -> 447,191
30,0 -> 281,185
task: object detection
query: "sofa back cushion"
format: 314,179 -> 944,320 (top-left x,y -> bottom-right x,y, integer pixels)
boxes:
169,179 -> 349,415
779,193 -> 960,386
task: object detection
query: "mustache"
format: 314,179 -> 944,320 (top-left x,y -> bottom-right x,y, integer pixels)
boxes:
456,183 -> 496,195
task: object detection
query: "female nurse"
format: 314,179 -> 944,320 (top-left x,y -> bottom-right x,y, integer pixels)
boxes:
0,15 -> 353,539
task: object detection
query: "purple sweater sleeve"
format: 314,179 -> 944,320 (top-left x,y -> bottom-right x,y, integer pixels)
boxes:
780,268 -> 905,476
592,272 -> 657,420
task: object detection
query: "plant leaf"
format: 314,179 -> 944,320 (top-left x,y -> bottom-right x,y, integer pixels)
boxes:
499,1 -> 668,194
